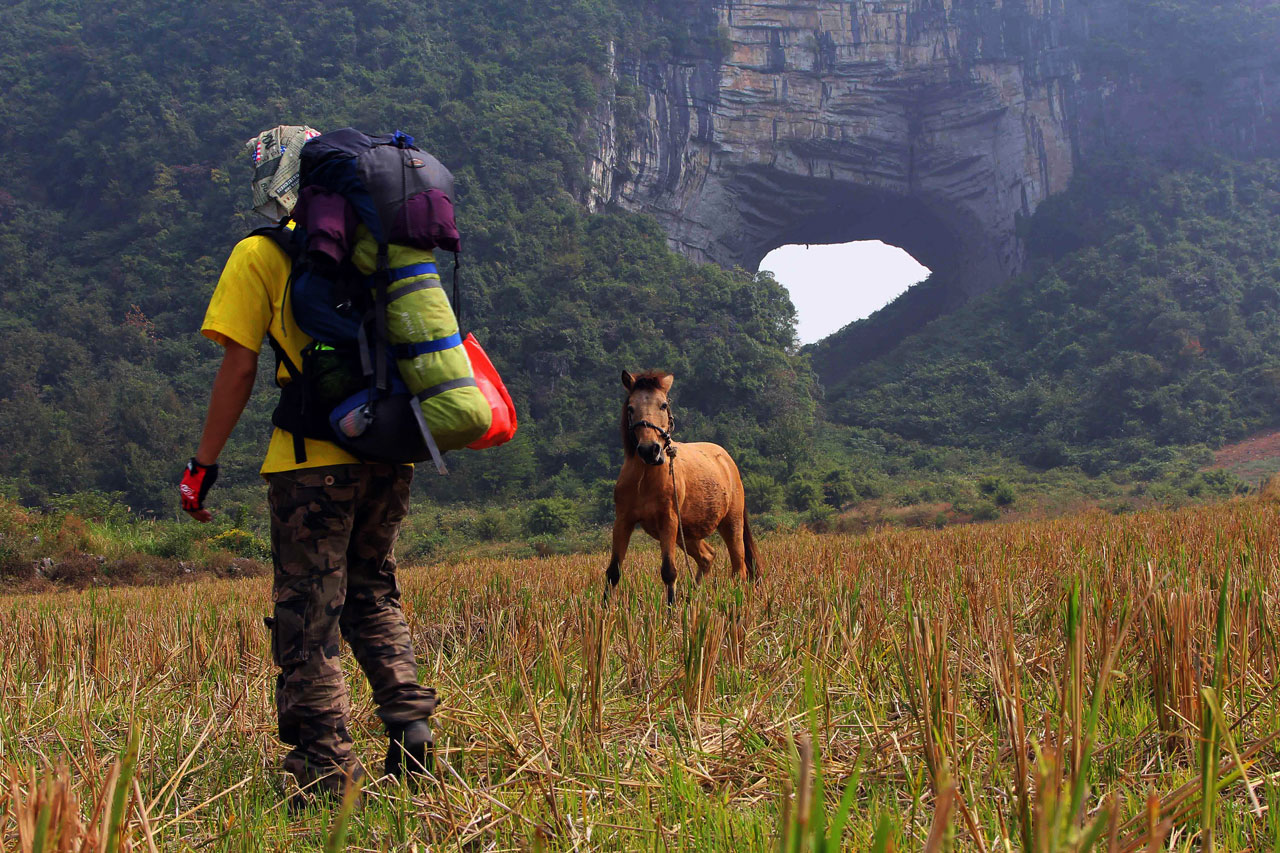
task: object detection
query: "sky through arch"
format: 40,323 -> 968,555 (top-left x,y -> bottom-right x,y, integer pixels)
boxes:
761,242 -> 931,345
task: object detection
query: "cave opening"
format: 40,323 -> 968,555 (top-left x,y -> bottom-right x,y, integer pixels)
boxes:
731,178 -> 983,381
760,241 -> 931,345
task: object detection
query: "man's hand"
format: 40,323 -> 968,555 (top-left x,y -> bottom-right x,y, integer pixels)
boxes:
180,458 -> 219,522
184,340 -> 258,523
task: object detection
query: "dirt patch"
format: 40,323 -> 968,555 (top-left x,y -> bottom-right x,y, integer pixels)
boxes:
1209,429 -> 1280,484
0,553 -> 267,595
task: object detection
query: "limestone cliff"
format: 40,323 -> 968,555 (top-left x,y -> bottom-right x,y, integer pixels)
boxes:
586,0 -> 1278,301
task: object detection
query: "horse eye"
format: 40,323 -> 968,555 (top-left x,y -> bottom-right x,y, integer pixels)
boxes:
660,403 -> 668,410
627,405 -> 634,413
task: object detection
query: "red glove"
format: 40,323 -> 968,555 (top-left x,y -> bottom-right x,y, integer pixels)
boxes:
180,458 -> 219,521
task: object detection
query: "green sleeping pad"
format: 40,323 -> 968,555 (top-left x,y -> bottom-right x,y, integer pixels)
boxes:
352,235 -> 491,451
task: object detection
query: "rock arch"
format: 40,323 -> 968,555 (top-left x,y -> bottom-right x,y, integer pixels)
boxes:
589,0 -> 1079,299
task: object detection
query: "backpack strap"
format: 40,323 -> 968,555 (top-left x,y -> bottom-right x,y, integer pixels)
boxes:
265,335 -> 309,465
363,262 -> 438,285
249,221 -> 305,339
411,377 -> 478,475
248,219 -> 301,258
250,222 -> 311,464
372,243 -> 392,393
452,252 -> 461,326
392,332 -> 462,360
387,278 -> 442,302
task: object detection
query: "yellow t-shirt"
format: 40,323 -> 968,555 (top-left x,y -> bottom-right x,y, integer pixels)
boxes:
201,231 -> 362,475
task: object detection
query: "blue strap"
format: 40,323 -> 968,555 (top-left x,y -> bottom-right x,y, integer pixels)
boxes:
392,332 -> 463,360
366,263 -> 439,287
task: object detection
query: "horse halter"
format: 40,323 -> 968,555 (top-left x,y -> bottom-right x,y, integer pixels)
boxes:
628,406 -> 676,447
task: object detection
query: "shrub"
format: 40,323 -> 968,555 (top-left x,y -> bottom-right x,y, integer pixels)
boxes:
849,470 -> 888,500
978,476 -> 1016,506
1185,470 -> 1248,499
399,527 -> 448,562
743,473 -> 783,514
0,496 -> 38,573
971,502 -> 1000,522
751,513 -> 791,533
803,506 -> 835,532
588,478 -> 618,525
208,527 -> 270,560
539,466 -> 585,500
527,498 -> 578,536
472,508 -> 516,542
785,479 -> 822,512
48,491 -> 132,525
148,523 -> 205,560
822,470 -> 857,509
54,514 -> 93,553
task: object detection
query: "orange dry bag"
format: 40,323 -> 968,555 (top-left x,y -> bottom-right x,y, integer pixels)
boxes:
463,333 -> 517,449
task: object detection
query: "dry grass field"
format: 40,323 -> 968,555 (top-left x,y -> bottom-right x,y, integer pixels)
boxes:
5,498 -> 1280,851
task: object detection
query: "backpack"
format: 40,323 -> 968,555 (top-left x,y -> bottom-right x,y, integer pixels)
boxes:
253,128 -> 505,474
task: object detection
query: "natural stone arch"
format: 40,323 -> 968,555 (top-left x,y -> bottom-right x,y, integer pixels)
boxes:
589,0 -> 1078,299
726,172 -> 974,296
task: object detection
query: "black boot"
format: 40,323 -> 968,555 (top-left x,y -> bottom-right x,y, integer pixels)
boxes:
386,719 -> 434,780
284,755 -> 366,810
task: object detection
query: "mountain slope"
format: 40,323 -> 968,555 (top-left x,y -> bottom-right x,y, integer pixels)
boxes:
0,0 -> 815,511
822,159 -> 1280,475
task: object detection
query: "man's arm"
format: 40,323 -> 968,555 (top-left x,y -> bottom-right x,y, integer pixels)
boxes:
185,341 -> 259,522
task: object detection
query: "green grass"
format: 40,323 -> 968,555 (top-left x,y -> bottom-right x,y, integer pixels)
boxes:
6,499 -> 1280,849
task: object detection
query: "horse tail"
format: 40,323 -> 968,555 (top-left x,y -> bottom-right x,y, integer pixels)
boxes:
743,510 -> 761,581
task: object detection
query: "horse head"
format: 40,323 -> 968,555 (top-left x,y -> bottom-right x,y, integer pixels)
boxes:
621,370 -> 675,466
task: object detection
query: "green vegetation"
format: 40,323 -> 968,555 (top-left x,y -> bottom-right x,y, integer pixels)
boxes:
0,0 -> 813,516
1084,0 -> 1280,85
0,0 -> 1276,543
824,159 -> 1280,478
0,491 -> 267,589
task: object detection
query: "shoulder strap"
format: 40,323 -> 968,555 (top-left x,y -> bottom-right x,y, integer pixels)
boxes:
248,220 -> 304,339
248,219 -> 302,259
249,221 -> 308,463
372,243 -> 391,392
265,335 -> 308,465
452,251 -> 462,326
264,335 -> 301,385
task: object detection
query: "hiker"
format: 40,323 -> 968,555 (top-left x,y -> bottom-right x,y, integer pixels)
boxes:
179,125 -> 437,799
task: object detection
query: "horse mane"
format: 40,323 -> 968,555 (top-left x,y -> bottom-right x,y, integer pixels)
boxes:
621,371 -> 671,457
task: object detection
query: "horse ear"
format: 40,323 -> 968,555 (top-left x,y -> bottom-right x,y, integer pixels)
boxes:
621,371 -> 635,390
658,373 -> 674,393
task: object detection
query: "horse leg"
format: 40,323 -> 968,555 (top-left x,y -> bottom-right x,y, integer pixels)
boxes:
604,517 -> 635,601
681,537 -> 715,582
718,514 -> 749,582
659,523 -> 680,606
742,511 -> 761,582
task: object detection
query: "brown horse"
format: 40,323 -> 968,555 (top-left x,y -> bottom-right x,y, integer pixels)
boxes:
606,370 -> 760,604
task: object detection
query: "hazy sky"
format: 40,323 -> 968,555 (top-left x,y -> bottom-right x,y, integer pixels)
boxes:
760,242 -> 931,345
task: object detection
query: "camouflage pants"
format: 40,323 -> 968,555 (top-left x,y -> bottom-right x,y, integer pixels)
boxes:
265,464 -> 437,776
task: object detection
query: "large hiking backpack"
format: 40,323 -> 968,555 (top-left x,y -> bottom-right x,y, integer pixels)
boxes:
257,128 -> 499,473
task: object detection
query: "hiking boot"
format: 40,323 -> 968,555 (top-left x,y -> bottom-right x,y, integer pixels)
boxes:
284,754 -> 366,809
386,719 -> 434,780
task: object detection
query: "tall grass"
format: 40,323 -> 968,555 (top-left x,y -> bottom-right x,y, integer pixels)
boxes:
3,500 -> 1280,848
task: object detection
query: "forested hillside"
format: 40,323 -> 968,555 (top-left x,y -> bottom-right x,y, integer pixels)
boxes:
0,0 -> 813,514
0,0 -> 1277,533
819,159 -> 1280,479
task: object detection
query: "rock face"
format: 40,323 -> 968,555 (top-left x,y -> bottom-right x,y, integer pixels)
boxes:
587,0 -> 1278,299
